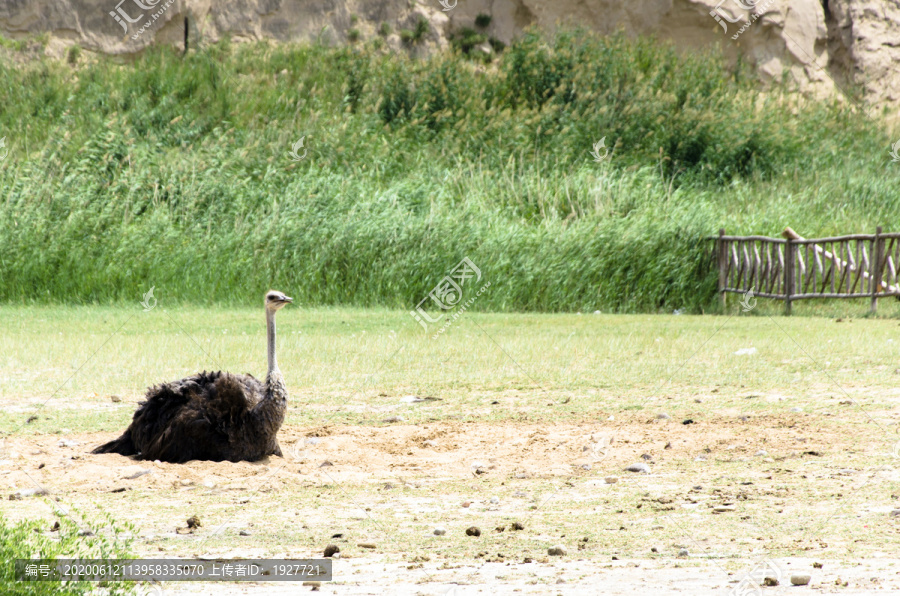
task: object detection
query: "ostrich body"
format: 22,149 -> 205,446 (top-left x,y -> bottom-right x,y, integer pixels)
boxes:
92,291 -> 292,463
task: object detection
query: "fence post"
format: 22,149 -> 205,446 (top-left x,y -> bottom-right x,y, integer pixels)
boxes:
784,236 -> 793,316
872,226 -> 884,315
718,229 -> 727,311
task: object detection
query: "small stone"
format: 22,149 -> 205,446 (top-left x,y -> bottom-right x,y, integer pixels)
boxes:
511,521 -> 525,531
677,549 -> 689,558
358,542 -> 376,549
462,501 -> 471,508
813,562 -> 823,569
580,463 -> 592,471
50,521 -> 60,532
110,395 -> 121,403
625,463 -> 650,473
791,407 -> 803,413
302,581 -> 321,590
640,454 -> 653,461
791,574 -> 811,586
490,497 -> 499,504
319,461 -> 333,467
433,527 -> 446,536
548,545 -> 567,556
890,509 -> 900,517
763,577 -> 779,586
755,450 -> 767,456
58,439 -> 78,448
682,419 -> 694,425
495,526 -> 505,532
466,526 -> 481,537
657,413 -> 671,420
382,416 -> 403,423
651,546 -> 660,553
186,516 -> 201,529
324,545 -> 339,557
604,476 -> 618,484
713,505 -> 736,513
239,530 -> 251,536
179,479 -> 193,486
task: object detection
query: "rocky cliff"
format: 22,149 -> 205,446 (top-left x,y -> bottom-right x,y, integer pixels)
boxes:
1,0 -> 897,106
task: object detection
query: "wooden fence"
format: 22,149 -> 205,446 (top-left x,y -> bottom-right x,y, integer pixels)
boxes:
717,227 -> 900,314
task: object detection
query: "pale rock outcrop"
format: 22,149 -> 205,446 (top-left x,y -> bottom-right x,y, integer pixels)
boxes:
0,0 -> 896,107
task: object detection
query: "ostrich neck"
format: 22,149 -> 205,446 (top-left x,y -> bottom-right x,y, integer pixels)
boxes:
266,309 -> 279,377
256,307 -> 287,443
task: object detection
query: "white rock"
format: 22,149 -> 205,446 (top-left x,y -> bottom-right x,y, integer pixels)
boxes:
734,347 -> 757,356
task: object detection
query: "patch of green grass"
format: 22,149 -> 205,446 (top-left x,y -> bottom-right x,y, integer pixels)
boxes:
0,511 -> 134,596
0,29 -> 897,311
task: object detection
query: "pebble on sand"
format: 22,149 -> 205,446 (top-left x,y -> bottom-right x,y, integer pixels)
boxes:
324,545 -> 339,557
790,574 -> 811,586
239,530 -> 251,536
656,413 -> 671,420
548,545 -> 567,556
511,521 -> 525,531
466,526 -> 481,537
677,549 -> 689,558
624,463 -> 650,473
433,527 -> 446,536
604,476 -> 618,484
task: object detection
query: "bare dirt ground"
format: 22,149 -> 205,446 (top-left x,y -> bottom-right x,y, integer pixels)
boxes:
4,412 -> 900,595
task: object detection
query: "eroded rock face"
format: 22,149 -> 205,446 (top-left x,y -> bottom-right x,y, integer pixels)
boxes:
0,0 -> 896,106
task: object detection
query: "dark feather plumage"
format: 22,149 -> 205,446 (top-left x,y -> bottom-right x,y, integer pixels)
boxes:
92,370 -> 284,463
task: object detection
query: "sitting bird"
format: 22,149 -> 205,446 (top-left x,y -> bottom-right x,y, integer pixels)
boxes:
92,290 -> 292,463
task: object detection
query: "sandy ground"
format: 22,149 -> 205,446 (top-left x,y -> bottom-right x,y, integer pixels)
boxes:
3,413 -> 900,595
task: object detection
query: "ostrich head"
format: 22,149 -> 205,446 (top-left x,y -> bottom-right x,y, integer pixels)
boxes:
265,290 -> 293,312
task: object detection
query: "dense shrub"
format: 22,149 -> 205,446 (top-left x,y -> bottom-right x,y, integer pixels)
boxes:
0,29 -> 896,311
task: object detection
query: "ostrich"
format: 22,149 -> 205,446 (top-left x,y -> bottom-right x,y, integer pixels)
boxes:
92,290 -> 292,463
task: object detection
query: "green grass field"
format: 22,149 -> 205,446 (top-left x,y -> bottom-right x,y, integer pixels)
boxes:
1,30 -> 899,312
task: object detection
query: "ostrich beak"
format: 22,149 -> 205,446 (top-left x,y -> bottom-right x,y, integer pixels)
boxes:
282,296 -> 293,304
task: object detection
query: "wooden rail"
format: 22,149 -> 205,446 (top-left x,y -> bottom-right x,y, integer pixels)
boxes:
717,227 -> 900,314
